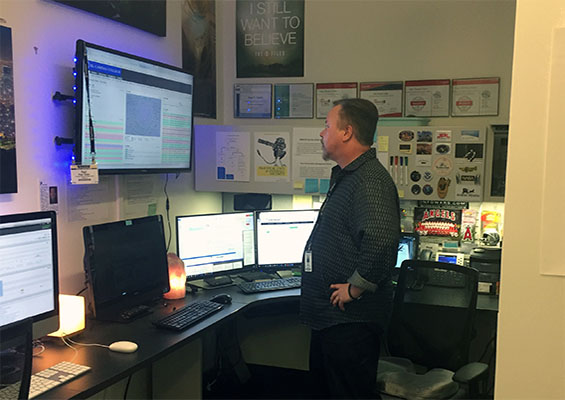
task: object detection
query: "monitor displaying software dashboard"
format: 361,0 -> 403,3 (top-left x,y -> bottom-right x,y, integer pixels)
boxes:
74,40 -> 194,174
0,211 -> 59,339
176,212 -> 256,282
255,209 -> 319,270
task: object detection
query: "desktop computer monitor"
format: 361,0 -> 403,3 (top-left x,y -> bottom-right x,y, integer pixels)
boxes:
176,212 -> 256,285
255,209 -> 319,270
0,211 -> 59,339
82,215 -> 170,322
395,233 -> 419,269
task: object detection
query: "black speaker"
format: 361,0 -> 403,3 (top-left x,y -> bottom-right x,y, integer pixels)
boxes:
233,194 -> 272,211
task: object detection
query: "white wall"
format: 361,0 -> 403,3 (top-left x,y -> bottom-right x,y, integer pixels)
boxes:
1,0 -> 222,295
495,0 -> 565,397
220,0 -> 516,130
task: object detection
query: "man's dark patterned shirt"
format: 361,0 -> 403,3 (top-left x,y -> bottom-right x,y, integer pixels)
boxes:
300,148 -> 400,331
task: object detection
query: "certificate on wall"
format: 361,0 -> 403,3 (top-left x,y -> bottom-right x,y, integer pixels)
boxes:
316,83 -> 358,118
274,83 -> 314,119
405,79 -> 450,117
451,77 -> 500,116
234,84 -> 272,118
360,81 -> 403,117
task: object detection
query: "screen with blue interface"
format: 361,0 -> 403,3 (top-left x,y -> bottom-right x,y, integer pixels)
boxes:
256,210 -> 319,269
176,212 -> 256,281
0,211 -> 59,338
395,234 -> 418,268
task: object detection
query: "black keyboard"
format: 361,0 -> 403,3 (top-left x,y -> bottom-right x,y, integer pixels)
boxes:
120,304 -> 151,321
153,300 -> 223,331
427,269 -> 466,287
238,277 -> 301,294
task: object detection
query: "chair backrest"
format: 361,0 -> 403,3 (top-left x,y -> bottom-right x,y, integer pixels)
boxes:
387,259 -> 479,372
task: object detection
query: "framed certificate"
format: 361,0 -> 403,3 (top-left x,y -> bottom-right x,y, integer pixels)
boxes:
234,84 -> 272,118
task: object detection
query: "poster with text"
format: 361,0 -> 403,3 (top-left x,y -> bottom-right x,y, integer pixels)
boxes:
0,26 -> 17,194
236,0 -> 304,78
254,131 -> 290,182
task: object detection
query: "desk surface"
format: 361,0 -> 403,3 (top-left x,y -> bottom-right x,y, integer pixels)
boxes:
33,282 -> 498,399
33,285 -> 300,399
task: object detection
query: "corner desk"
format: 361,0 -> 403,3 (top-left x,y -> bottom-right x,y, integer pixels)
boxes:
32,284 -> 498,399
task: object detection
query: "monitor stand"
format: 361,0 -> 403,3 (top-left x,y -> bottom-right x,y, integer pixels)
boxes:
204,275 -> 233,287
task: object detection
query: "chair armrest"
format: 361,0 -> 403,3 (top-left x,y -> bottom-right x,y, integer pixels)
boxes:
453,362 -> 488,384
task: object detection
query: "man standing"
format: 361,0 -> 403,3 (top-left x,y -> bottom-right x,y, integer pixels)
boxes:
300,98 -> 400,398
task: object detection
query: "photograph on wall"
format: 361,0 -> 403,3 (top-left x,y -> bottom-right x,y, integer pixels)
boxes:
413,207 -> 462,238
182,0 -> 217,118
236,0 -> 304,78
53,0 -> 166,36
0,26 -> 17,194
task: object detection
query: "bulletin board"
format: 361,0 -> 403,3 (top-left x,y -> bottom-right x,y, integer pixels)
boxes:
194,124 -> 334,195
376,126 -> 486,201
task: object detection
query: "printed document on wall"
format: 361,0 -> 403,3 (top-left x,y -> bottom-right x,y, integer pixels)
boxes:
254,131 -> 290,182
292,128 -> 334,182
216,131 -> 251,182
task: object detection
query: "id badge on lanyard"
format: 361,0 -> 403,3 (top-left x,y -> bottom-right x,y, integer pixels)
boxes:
304,250 -> 312,272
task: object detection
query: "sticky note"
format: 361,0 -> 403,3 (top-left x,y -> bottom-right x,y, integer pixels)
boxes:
377,136 -> 389,152
398,189 -> 405,198
293,181 -> 304,189
305,178 -> 319,193
319,179 -> 330,194
147,203 -> 157,215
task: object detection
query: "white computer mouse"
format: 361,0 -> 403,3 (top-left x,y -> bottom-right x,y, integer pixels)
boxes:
108,341 -> 138,353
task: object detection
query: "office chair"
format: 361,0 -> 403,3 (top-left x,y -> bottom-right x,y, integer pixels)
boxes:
377,260 -> 488,399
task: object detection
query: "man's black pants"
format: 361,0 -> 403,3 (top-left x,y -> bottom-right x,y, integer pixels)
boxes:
309,322 -> 383,399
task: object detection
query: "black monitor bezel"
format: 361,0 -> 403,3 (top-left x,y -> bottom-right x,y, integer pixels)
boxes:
0,211 -> 59,335
74,39 -> 195,175
254,209 -> 319,271
175,211 -> 257,282
82,215 -> 170,318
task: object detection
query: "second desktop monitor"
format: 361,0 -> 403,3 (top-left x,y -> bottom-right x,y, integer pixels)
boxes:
175,210 -> 320,285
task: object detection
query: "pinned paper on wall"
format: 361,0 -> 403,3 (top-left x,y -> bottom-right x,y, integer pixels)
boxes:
319,179 -> 330,194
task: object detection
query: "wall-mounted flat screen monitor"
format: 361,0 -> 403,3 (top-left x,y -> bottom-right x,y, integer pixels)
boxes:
395,233 -> 419,269
0,211 -> 59,339
74,40 -> 194,174
82,215 -> 170,322
255,209 -> 319,270
176,212 -> 256,286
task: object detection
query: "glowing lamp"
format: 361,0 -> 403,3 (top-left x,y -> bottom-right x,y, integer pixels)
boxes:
163,253 -> 186,300
48,294 -> 85,337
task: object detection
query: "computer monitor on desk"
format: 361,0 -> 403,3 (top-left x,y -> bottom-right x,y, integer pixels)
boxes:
0,211 -> 59,339
395,233 -> 419,269
176,212 -> 256,286
255,209 -> 319,272
82,215 -> 170,322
